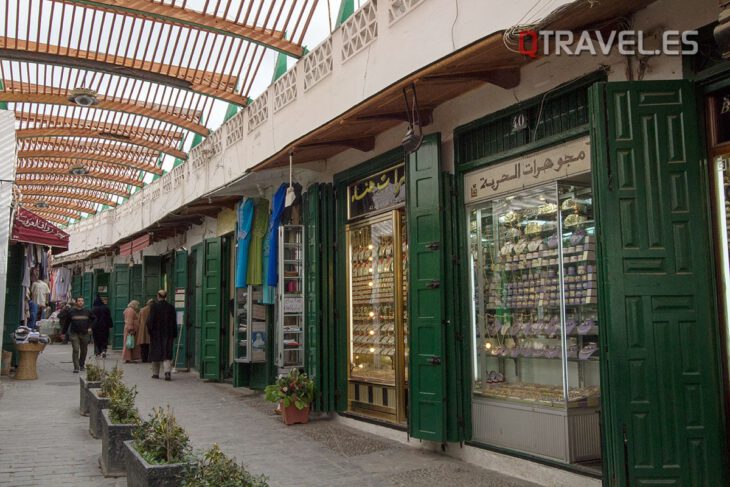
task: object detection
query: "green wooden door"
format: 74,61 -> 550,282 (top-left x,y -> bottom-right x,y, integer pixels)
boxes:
591,81 -> 727,486
72,274 -> 82,300
174,250 -> 188,369
202,238 -> 222,381
94,270 -> 110,300
3,244 -> 24,362
407,133 -> 447,441
111,264 -> 130,349
82,272 -> 93,305
143,256 -> 162,303
130,264 -> 143,305
304,183 -> 336,412
193,243 -> 203,371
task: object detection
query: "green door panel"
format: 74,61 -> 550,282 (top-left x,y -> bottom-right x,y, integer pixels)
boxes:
193,243 -> 204,371
130,264 -> 143,305
591,81 -> 727,486
304,183 -> 322,407
202,238 -> 222,381
322,183 -> 336,413
72,274 -> 82,301
174,250 -> 188,369
111,265 -> 130,350
82,272 -> 93,306
407,133 -> 447,442
3,244 -> 24,362
143,256 -> 162,304
93,271 -> 110,300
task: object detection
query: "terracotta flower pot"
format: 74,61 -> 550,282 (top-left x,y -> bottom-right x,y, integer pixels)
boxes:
281,403 -> 310,426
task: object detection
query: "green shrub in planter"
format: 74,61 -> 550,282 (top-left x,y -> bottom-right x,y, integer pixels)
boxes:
182,444 -> 269,487
100,366 -> 123,398
110,382 -> 140,425
86,362 -> 106,382
133,407 -> 191,465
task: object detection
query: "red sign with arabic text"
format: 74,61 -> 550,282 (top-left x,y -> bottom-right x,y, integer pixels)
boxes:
12,208 -> 69,250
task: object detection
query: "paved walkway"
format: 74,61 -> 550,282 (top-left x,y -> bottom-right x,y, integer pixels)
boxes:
0,344 -> 541,487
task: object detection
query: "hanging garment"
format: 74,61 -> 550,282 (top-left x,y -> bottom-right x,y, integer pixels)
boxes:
264,184 -> 288,288
247,199 -> 270,286
234,198 -> 255,288
53,267 -> 72,303
22,245 -> 31,288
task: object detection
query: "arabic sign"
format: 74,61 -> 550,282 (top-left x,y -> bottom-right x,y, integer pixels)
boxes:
283,296 -> 304,314
11,207 -> 70,250
464,137 -> 591,204
348,164 -> 405,219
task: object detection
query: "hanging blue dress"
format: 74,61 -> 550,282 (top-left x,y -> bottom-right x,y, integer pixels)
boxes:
235,198 -> 255,288
262,184 -> 288,304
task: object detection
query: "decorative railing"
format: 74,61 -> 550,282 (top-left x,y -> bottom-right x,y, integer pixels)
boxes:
273,68 -> 298,112
303,38 -> 333,92
341,1 -> 378,62
247,91 -> 269,132
388,0 -> 425,24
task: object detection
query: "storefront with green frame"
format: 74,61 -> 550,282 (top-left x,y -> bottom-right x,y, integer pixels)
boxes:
453,72 -> 729,485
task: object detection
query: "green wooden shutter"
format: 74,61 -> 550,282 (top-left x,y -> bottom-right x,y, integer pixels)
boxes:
72,274 -> 82,300
143,256 -> 162,303
407,133 -> 447,441
111,264 -> 130,350
591,81 -> 727,486
202,238 -> 222,381
130,264 -> 143,304
82,271 -> 93,305
193,243 -> 204,371
93,270 -> 110,300
304,183 -> 322,408
174,250 -> 188,369
3,244 -> 24,363
321,183 -> 336,413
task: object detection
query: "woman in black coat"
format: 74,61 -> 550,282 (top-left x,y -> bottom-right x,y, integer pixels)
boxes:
91,295 -> 113,357
146,290 -> 178,380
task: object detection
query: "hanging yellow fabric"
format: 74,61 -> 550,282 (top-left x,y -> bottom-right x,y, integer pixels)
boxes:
247,198 -> 270,286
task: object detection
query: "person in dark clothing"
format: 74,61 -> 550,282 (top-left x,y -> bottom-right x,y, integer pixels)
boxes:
61,296 -> 96,373
91,294 -> 113,358
58,300 -> 74,344
147,289 -> 178,381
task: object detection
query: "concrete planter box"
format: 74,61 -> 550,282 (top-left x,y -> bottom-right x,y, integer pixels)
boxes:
80,376 -> 101,416
88,388 -> 111,439
100,409 -> 136,477
123,440 -> 188,487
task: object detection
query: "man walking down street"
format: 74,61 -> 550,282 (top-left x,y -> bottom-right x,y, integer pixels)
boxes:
147,290 -> 178,381
61,296 -> 95,373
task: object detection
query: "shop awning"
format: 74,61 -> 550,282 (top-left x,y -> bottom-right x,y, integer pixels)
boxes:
12,207 -> 70,252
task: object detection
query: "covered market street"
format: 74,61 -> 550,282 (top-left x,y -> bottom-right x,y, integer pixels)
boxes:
0,344 -> 539,487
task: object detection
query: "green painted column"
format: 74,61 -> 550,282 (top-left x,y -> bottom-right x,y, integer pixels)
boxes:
0,80 -> 6,110
336,0 -> 355,27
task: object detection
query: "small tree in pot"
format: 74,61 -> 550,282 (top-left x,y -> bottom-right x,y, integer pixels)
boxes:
264,369 -> 314,425
100,381 -> 141,477
124,406 -> 192,487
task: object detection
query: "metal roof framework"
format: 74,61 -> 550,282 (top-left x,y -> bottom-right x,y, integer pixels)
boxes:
2,0 -> 319,224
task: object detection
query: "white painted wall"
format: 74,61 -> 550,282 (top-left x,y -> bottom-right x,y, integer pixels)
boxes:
61,0 -> 718,258
0,111 -> 16,360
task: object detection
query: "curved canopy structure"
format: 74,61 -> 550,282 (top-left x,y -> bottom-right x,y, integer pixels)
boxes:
2,0 -> 320,225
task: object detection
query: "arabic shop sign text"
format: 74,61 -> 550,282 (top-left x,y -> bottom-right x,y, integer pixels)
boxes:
348,164 -> 406,219
464,137 -> 591,204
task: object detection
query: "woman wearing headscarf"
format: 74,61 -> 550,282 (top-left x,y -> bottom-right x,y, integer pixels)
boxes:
137,299 -> 154,363
91,294 -> 113,358
122,300 -> 141,363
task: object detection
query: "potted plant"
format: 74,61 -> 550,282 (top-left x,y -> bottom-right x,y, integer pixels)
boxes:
89,366 -> 122,439
181,444 -> 269,487
264,369 -> 314,425
100,381 -> 140,477
80,362 -> 105,416
124,406 -> 192,487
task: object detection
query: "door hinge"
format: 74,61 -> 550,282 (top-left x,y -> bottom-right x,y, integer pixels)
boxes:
441,319 -> 450,326
427,356 -> 442,365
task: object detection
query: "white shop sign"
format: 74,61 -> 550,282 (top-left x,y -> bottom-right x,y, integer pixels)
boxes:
464,137 -> 591,204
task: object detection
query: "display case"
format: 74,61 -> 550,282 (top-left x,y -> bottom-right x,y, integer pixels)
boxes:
468,179 -> 601,463
276,225 -> 304,369
346,210 -> 407,423
234,286 -> 266,364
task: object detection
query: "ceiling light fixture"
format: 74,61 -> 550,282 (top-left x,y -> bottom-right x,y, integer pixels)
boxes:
34,201 -> 49,209
69,164 -> 88,176
68,87 -> 99,107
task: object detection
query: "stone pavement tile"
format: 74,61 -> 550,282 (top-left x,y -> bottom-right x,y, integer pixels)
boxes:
1,344 -> 543,487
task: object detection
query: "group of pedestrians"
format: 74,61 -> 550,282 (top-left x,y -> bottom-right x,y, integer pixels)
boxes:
60,290 -> 178,381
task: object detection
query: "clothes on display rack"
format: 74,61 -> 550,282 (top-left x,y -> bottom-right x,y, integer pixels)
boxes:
235,198 -> 255,288
247,199 -> 269,287
262,184 -> 287,305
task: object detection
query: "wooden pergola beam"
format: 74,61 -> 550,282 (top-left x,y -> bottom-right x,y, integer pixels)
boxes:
14,111 -> 185,140
63,0 -> 304,58
16,164 -> 143,187
15,177 -> 131,198
16,128 -> 187,160
18,150 -> 163,175
0,38 -> 249,106
21,197 -> 97,214
20,187 -> 118,207
0,83 -> 209,136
